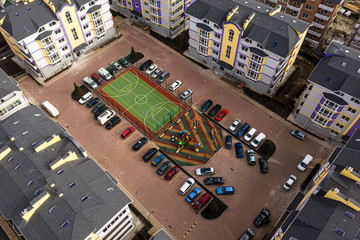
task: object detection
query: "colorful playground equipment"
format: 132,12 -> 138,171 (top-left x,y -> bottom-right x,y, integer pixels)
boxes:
171,130 -> 194,153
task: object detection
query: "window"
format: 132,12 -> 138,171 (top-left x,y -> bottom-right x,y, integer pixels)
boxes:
49,53 -> 60,63
236,70 -> 242,75
94,18 -> 103,28
302,13 -> 308,19
351,97 -> 360,104
305,4 -> 312,10
308,85 -> 313,90
198,38 -> 209,47
214,24 -> 220,29
27,179 -> 34,187
89,0 -> 95,6
135,0 -> 139,7
199,29 -> 209,38
45,45 -> 56,55
239,55 -> 246,60
55,29 -> 61,34
66,53 -> 72,58
203,19 -> 209,24
215,33 -> 220,38
83,24 -> 89,30
241,46 -> 248,52
281,6 -> 285,11
228,30 -> 234,42
49,206 -> 57,214
49,21 -> 56,27
59,38 -> 65,43
257,43 -> 263,49
198,45 -> 207,55
65,12 -> 72,24
71,28 -> 78,40
212,58 -> 217,63
323,100 -> 338,111
92,10 -> 101,19
62,46 -> 68,51
212,50 -> 218,55
214,42 -> 219,47
81,195 -> 89,202
300,101 -> 304,106
347,107 -> 357,114
245,38 -> 252,43
80,16 -> 86,21
290,10 -> 298,16
249,62 -> 261,72
335,91 -> 344,97
246,70 -> 259,80
57,169 -> 64,175
341,115 -> 350,121
68,182 -> 76,188
336,123 -> 344,129
88,40 -> 94,45
79,6 -> 85,11
39,26 -> 45,33
41,36 -> 53,47
145,10 -> 149,14
250,53 -> 263,63
144,1 -> 148,5
330,130 -> 339,136
225,46 -> 231,58
320,9 -> 328,15
318,108 -> 333,119
313,115 -> 328,126
316,18 -> 324,23
61,220 -> 69,229
238,62 -> 244,68
95,26 -> 105,36
86,32 -> 91,37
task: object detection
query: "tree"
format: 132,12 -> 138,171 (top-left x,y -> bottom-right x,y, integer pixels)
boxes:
130,46 -> 136,61
73,82 -> 83,98
208,201 -> 219,214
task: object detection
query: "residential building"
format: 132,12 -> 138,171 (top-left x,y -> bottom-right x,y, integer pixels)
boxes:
256,0 -> 342,48
345,17 -> 360,51
0,105 -> 134,240
150,229 -> 174,240
272,129 -> 360,239
0,68 -> 29,121
293,41 -> 360,141
0,0 -> 115,81
111,0 -> 194,37
186,0 -> 310,94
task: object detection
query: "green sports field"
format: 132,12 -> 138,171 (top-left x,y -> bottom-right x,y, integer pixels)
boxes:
101,70 -> 183,133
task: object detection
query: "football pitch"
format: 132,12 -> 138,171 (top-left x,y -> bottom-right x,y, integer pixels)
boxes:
99,68 -> 183,133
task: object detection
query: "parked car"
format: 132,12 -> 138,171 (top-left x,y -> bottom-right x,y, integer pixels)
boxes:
91,102 -> 105,114
216,186 -> 235,195
146,64 -> 158,75
192,193 -> 212,210
229,119 -> 241,131
98,67 -> 112,81
94,107 -> 109,119
200,99 -> 213,112
195,167 -> 215,176
169,80 -> 182,91
283,175 -> 297,191
83,76 -> 98,90
244,128 -> 257,142
185,187 -> 201,203
204,177 -> 224,185
121,127 -> 135,139
236,122 -> 251,138
86,97 -> 100,108
180,89 -> 193,100
251,133 -> 266,148
151,154 -> 165,167
254,208 -> 271,227
239,228 -> 255,240
208,104 -> 221,117
225,135 -> 232,149
106,66 -> 116,76
143,148 -> 158,162
291,130 -> 306,141
214,109 -> 228,121
118,58 -> 130,68
235,142 -> 244,158
179,178 -> 195,195
157,161 -> 171,175
91,72 -> 104,85
97,110 -> 115,125
79,92 -> 93,104
132,137 -> 148,151
246,149 -> 256,165
165,166 -> 179,180
110,61 -> 122,71
105,116 -> 121,130
151,68 -> 162,79
259,157 -> 268,173
297,154 -> 313,171
139,59 -> 153,71
157,71 -> 169,83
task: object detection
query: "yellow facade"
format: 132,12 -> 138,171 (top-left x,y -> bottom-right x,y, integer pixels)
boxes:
344,112 -> 360,135
219,23 -> 241,67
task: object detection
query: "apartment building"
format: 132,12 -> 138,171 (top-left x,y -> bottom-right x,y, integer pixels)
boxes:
0,68 -> 29,121
293,41 -> 360,141
0,0 -> 115,81
256,0 -> 342,48
185,0 -> 310,95
0,105 -> 134,240
272,129 -> 360,239
111,0 -> 194,37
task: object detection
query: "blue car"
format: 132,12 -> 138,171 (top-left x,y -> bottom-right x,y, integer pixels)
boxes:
235,142 -> 244,158
151,154 -> 165,167
216,186 -> 235,195
236,122 -> 250,138
86,97 -> 100,108
185,187 -> 201,203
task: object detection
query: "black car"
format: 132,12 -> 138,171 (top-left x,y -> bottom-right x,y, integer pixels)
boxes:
91,102 -> 105,114
142,148 -> 158,162
208,104 -> 221,117
225,135 -> 232,149
139,59 -> 153,71
239,228 -> 255,240
106,116 -> 121,130
204,177 -> 224,185
157,161 -> 171,175
132,137 -> 148,151
254,208 -> 270,227
86,97 -> 100,108
118,58 -> 130,68
259,157 -> 268,173
200,99 -> 213,112
94,107 -> 109,119
236,122 -> 251,138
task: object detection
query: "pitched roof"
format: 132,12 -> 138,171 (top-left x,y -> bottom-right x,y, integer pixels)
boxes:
0,68 -> 21,98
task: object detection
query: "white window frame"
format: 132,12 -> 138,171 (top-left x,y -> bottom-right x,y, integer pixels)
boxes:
225,46 -> 231,58
198,45 -> 207,55
248,62 -> 261,72
246,70 -> 259,80
199,29 -> 209,38
71,28 -> 79,40
65,12 -> 73,24
250,53 -> 263,64
313,115 -> 328,126
323,99 -> 338,111
228,30 -> 234,42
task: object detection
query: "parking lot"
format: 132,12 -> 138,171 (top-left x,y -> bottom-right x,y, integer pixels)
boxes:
19,21 -> 332,239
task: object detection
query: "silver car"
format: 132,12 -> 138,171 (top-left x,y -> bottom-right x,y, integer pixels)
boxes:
283,175 -> 297,191
229,119 -> 241,131
151,68 -> 163,79
180,89 -> 193,100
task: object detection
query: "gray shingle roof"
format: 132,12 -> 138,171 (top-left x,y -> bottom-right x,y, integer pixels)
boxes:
185,0 -> 310,58
0,106 -> 131,240
309,41 -> 360,99
150,229 -> 174,240
0,68 -> 21,99
323,92 -> 348,105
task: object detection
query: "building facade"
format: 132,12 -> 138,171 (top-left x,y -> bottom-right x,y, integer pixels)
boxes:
0,0 -> 115,81
256,0 -> 342,48
293,41 -> 360,141
185,0 -> 310,95
111,0 -> 195,37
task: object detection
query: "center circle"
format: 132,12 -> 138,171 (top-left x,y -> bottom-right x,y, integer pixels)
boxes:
135,94 -> 148,105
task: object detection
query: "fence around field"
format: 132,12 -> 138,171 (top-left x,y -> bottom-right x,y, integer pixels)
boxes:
96,66 -> 190,140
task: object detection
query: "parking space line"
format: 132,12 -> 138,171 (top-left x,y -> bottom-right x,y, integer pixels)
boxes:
168,171 -> 181,185
193,95 -> 204,107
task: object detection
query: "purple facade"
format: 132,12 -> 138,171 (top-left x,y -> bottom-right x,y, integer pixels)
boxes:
346,119 -> 360,136
311,112 -> 316,119
131,0 -> 142,14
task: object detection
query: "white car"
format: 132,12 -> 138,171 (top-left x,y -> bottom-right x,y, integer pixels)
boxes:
283,175 -> 297,191
169,80 -> 182,91
251,132 -> 266,148
98,68 -> 112,81
110,61 -> 122,71
79,92 -> 93,104
195,167 -> 215,176
229,119 -> 241,131
244,128 -> 257,142
180,89 -> 193,100
83,76 -> 98,90
146,64 -> 157,75
297,154 -> 313,171
151,68 -> 163,79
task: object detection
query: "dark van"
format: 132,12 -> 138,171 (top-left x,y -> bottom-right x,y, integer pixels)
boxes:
142,148 -> 158,162
106,116 -> 121,130
157,71 -> 169,83
91,73 -> 104,85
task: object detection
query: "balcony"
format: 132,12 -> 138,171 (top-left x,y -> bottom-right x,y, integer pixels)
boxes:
286,3 -> 301,11
149,0 -> 158,7
311,21 -> 326,29
319,4 -> 334,12
315,13 -> 330,21
170,15 -> 184,27
308,29 -> 322,38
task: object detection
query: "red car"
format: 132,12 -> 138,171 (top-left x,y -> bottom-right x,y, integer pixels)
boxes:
165,166 -> 179,180
214,109 -> 228,121
121,127 -> 135,139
